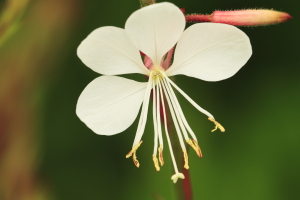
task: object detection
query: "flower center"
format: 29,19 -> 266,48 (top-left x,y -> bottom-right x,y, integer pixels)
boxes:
150,67 -> 164,81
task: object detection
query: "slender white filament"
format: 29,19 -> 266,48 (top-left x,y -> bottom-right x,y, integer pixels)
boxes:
157,79 -> 179,174
164,77 -> 198,142
156,79 -> 163,148
152,79 -> 158,155
133,75 -> 153,147
160,76 -> 186,151
162,78 -> 189,140
135,89 -> 146,137
162,73 -> 214,119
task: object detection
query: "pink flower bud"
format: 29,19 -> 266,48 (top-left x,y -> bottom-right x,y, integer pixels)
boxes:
186,9 -> 292,26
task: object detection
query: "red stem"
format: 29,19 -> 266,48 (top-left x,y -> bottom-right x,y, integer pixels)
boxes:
185,14 -> 212,23
182,165 -> 193,200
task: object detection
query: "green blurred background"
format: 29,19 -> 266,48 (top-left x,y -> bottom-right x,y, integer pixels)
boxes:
0,0 -> 299,200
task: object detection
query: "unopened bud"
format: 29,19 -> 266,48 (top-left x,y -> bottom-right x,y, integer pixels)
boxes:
186,9 -> 292,26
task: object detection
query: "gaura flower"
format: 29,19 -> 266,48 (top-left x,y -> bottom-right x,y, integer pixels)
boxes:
76,2 -> 252,183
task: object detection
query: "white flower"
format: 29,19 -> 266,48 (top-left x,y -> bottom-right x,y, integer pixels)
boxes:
76,2 -> 252,183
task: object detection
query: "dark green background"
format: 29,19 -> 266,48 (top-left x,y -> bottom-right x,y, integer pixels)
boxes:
39,0 -> 299,199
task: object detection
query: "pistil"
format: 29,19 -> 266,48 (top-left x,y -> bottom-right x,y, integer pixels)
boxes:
158,78 -> 184,182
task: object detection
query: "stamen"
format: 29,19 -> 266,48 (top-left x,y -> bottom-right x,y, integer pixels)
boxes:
132,152 -> 139,167
163,73 -> 225,134
186,139 -> 203,158
163,77 -> 199,142
155,77 -> 164,158
162,73 -> 214,119
152,78 -> 158,156
208,118 -> 225,132
160,78 -> 186,150
159,77 -> 185,183
157,79 -> 181,175
171,173 -> 185,184
183,149 -> 189,169
152,154 -> 160,171
132,76 -> 153,147
162,78 -> 189,140
126,140 -> 143,167
158,145 -> 164,166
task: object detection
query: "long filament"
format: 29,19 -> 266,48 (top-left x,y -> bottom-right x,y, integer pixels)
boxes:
164,77 -> 198,142
156,78 -> 163,149
162,78 -> 189,140
152,79 -> 158,155
160,76 -> 186,151
157,79 -> 179,174
162,73 -> 214,119
133,75 -> 153,147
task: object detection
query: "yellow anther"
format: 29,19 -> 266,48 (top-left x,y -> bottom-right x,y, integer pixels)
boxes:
186,139 -> 203,158
183,149 -> 189,169
132,152 -> 140,168
158,145 -> 164,166
152,154 -> 160,171
208,118 -> 225,132
126,141 -> 143,168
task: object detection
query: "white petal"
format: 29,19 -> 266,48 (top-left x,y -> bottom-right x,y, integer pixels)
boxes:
166,23 -> 252,81
76,76 -> 147,135
125,2 -> 185,65
77,26 -> 149,75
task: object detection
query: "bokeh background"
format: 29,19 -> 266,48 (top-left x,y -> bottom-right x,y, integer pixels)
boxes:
0,0 -> 299,200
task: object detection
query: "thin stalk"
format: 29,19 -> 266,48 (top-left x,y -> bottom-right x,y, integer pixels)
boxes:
139,0 -> 156,7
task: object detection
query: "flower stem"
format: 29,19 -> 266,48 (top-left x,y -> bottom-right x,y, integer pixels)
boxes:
139,0 -> 155,7
182,164 -> 193,200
